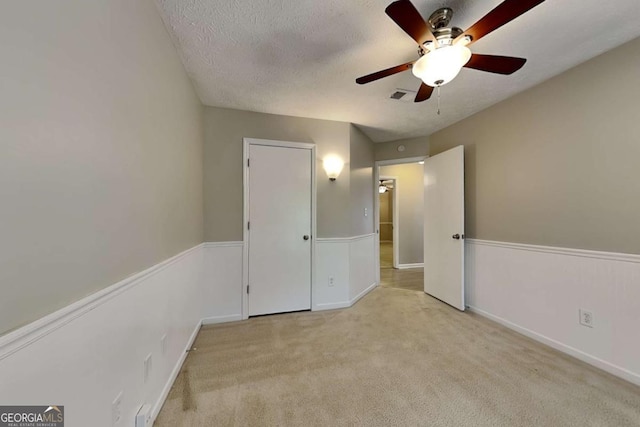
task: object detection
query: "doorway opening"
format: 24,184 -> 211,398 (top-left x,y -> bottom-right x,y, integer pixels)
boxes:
378,177 -> 397,270
375,158 -> 426,292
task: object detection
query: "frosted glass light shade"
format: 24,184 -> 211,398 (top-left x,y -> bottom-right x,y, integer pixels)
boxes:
412,45 -> 472,87
323,155 -> 344,181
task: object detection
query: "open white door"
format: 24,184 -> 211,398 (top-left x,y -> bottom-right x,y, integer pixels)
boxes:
424,145 -> 465,311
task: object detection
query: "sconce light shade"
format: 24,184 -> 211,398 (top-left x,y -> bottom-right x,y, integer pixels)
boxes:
323,155 -> 344,181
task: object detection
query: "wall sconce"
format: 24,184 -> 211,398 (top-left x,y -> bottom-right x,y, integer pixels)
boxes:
323,155 -> 344,181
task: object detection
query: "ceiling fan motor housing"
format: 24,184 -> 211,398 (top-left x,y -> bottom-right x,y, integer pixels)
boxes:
424,8 -> 464,48
428,7 -> 453,29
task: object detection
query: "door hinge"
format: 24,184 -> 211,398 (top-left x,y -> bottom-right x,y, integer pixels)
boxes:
247,221 -> 250,230
247,158 -> 250,167
247,285 -> 250,294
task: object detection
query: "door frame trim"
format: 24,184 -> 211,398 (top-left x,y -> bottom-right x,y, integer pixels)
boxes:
243,138 -> 317,320
374,156 -> 427,286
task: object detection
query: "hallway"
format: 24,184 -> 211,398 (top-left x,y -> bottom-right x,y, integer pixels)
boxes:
379,242 -> 423,292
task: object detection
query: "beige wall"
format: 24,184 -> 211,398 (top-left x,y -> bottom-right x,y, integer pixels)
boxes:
374,136 -> 429,161
204,107 -> 355,240
0,0 -> 204,335
380,163 -> 424,264
349,125 -> 375,236
430,37 -> 640,254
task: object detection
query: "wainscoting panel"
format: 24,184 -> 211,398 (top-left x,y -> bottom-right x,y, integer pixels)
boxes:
0,244 -> 206,426
202,242 -> 243,324
349,234 -> 377,303
315,238 -> 350,310
466,239 -> 640,386
315,234 -> 378,310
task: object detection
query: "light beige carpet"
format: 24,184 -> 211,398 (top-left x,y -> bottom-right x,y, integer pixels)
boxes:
156,288 -> 640,426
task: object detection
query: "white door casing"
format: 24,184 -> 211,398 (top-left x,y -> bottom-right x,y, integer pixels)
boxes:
424,145 -> 465,311
244,139 -> 314,317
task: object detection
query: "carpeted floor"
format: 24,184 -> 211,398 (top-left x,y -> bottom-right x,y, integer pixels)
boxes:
156,287 -> 640,426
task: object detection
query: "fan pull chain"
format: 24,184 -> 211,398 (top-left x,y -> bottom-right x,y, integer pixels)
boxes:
437,85 -> 441,115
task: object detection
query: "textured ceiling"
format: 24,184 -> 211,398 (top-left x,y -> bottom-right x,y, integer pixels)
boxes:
155,0 -> 640,142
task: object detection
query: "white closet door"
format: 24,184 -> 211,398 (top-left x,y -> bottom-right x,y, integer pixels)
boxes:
248,144 -> 312,316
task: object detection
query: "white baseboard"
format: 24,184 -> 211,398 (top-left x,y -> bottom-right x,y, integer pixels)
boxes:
151,313 -> 243,423
314,282 -> 377,312
202,314 -> 242,325
150,320 -> 201,423
397,263 -> 424,269
314,301 -> 351,311
350,282 -> 377,306
468,306 -> 640,386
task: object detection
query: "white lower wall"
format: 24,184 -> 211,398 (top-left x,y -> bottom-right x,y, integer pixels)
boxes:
315,234 -> 377,310
202,242 -> 243,324
0,235 -> 377,426
349,234 -> 377,303
198,236 -> 377,315
466,239 -> 640,386
315,239 -> 350,310
0,244 -> 206,427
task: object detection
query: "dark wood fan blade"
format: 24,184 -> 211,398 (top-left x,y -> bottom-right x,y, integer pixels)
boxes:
464,54 -> 526,75
414,83 -> 434,102
385,0 -> 437,45
356,61 -> 414,85
454,0 -> 546,45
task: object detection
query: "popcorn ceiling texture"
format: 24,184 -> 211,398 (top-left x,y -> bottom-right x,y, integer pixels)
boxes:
155,0 -> 640,142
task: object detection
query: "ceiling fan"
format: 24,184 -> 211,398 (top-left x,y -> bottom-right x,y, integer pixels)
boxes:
356,0 -> 547,103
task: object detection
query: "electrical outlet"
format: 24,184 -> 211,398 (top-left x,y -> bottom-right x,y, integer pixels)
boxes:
112,391 -> 123,425
364,208 -> 368,217
161,334 -> 167,356
143,353 -> 152,383
328,276 -> 334,287
579,309 -> 594,328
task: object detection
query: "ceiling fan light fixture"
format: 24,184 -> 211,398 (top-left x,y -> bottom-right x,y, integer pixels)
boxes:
412,44 -> 472,87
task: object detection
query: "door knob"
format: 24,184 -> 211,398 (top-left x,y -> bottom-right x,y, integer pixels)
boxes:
303,235 -> 310,241
452,234 -> 461,240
